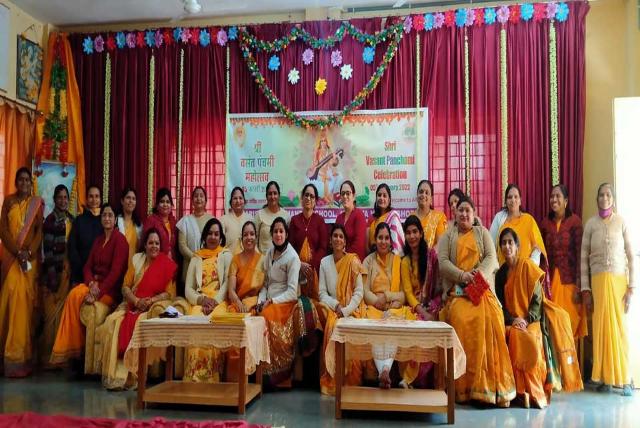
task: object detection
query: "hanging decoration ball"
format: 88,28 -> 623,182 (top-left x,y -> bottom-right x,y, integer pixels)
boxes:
363,46 -> 375,64
268,55 -> 281,71
315,78 -> 328,95
288,68 -> 300,85
302,48 -> 314,65
217,29 -> 228,46
331,50 -> 343,67
82,37 -> 93,54
340,64 -> 353,80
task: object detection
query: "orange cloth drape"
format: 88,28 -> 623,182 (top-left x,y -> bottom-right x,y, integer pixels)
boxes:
0,100 -> 35,199
35,33 -> 86,208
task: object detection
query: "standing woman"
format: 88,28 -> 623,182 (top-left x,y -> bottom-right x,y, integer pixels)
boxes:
447,188 -> 465,227
289,184 -> 328,303
540,184 -> 587,340
0,167 -> 43,377
220,187 -> 253,254
438,195 -> 515,406
116,187 -> 142,269
335,180 -> 367,261
143,188 -> 177,261
413,180 -> 447,249
581,183 -> 635,396
318,223 -> 364,395
368,183 -> 404,255
183,218 -> 232,383
68,185 -> 103,286
39,184 -> 75,366
490,184 -> 547,266
255,181 -> 289,254
177,186 -> 213,282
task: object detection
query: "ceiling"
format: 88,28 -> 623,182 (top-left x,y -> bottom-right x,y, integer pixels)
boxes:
10,0 -> 448,26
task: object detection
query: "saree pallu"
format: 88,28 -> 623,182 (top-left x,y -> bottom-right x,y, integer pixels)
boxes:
261,300 -> 300,385
39,260 -> 71,366
50,284 -> 114,365
442,292 -> 516,406
591,272 -> 630,387
506,322 -> 548,408
550,269 -> 587,339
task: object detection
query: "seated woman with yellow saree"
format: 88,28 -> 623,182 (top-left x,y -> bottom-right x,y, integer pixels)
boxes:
495,228 -> 582,409
319,223 -> 364,395
362,222 -> 416,389
438,195 -> 515,406
98,228 -> 177,389
227,221 -> 264,314
0,167 -> 43,377
51,203 -> 129,366
368,183 -> 405,255
183,218 -> 232,382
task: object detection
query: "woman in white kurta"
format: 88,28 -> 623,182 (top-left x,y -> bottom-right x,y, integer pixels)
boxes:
255,181 -> 290,254
177,186 -> 213,282
220,186 -> 253,254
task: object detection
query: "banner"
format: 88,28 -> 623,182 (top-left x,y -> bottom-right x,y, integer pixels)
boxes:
226,108 -> 428,222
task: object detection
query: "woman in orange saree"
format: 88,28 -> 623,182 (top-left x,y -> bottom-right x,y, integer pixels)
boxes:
318,223 -> 364,395
0,167 -> 43,377
98,228 -> 177,389
438,195 -> 515,406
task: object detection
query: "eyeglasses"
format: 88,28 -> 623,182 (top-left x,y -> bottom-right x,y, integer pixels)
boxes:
303,193 -> 316,199
340,190 -> 353,197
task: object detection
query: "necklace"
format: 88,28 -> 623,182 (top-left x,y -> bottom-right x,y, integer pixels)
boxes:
302,213 -> 313,232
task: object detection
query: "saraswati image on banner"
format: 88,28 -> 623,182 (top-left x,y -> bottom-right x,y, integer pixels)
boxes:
226,108 -> 428,222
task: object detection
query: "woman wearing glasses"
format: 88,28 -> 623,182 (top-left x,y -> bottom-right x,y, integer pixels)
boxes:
335,181 -> 367,261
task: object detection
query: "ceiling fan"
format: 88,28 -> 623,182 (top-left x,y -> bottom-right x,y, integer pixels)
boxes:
169,0 -> 248,22
170,0 -> 203,22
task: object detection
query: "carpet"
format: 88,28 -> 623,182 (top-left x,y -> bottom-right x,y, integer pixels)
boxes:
0,412 -> 270,428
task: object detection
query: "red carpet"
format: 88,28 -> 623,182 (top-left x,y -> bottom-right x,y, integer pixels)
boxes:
0,412 -> 270,428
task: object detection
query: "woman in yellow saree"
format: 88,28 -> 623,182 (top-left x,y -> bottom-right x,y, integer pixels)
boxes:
183,218 -> 232,382
363,222 -> 416,389
438,195 -> 515,406
368,183 -> 405,255
318,223 -> 364,395
0,167 -> 43,377
98,228 -> 177,389
412,180 -> 447,249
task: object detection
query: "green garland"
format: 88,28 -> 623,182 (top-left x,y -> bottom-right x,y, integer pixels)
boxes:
239,24 -> 404,129
549,22 -> 559,186
239,21 -> 402,52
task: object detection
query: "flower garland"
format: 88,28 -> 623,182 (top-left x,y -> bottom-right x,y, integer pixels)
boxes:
464,30 -> 471,195
500,28 -> 508,193
103,54 -> 112,202
238,23 -> 404,128
176,48 -> 185,215
549,22 -> 559,186
147,54 -> 156,214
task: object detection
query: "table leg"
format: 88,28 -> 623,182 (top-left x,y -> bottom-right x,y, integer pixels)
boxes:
165,345 -> 174,381
446,347 -> 454,425
436,347 -> 445,390
238,346 -> 247,414
256,361 -> 264,398
137,347 -> 147,410
335,342 -> 344,419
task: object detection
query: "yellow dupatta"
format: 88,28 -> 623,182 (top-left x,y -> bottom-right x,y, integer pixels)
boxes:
196,246 -> 224,298
368,212 -> 389,249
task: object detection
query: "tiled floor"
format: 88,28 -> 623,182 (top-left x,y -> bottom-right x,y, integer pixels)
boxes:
0,372 -> 637,427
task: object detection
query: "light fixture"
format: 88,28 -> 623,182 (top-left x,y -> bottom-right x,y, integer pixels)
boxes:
184,0 -> 202,14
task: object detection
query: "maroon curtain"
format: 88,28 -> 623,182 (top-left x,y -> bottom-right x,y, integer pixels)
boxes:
556,1 -> 589,217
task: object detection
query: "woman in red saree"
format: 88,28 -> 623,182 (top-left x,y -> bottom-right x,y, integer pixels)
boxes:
142,188 -> 177,261
97,228 -> 177,389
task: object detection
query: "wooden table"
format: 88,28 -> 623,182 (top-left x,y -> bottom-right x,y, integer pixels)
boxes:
123,315 -> 270,414
326,318 -> 466,425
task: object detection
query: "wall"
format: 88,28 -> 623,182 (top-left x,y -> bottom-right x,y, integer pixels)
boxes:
583,0 -> 640,218
0,0 -> 49,107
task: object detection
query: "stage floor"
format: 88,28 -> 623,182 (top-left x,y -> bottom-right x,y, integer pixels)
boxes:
0,372 -> 637,427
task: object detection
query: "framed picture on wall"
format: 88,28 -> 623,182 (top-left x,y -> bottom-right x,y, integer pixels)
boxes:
16,35 -> 43,104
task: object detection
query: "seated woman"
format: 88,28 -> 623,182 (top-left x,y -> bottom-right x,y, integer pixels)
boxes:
183,218 -> 232,383
368,184 -> 404,255
495,227 -> 582,409
257,217 -> 320,387
98,228 -> 177,389
318,223 -> 364,395
438,195 -> 515,406
227,221 -> 264,314
50,204 -> 129,366
362,222 -> 416,389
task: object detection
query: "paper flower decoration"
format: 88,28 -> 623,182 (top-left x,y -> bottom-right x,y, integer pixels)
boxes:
268,55 -> 281,71
173,28 -> 183,43
302,48 -> 314,65
136,32 -> 145,47
154,30 -> 163,48
362,46 -> 375,64
145,31 -> 155,47
520,3 -> 534,21
465,9 -> 475,26
546,2 -> 559,19
94,35 -> 104,53
413,15 -> 425,31
288,68 -> 300,85
455,9 -> 467,28
556,3 -> 569,22
217,29 -> 228,46
163,29 -> 173,46
181,28 -> 191,43
126,33 -> 136,48
434,13 -> 445,29
424,14 -> 435,31
190,28 -> 200,45
315,78 -> 327,95
340,64 -> 353,80
497,6 -> 510,24
331,50 -> 343,67
228,26 -> 238,41
199,29 -> 211,46
116,32 -> 126,48
484,8 -> 497,25
106,35 -> 116,51
82,37 -> 93,54
533,3 -> 546,21
403,16 -> 413,33
509,5 -> 521,23
474,8 -> 485,26
444,10 -> 455,27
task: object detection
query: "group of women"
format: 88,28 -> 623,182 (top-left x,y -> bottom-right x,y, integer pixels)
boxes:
0,167 -> 634,408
